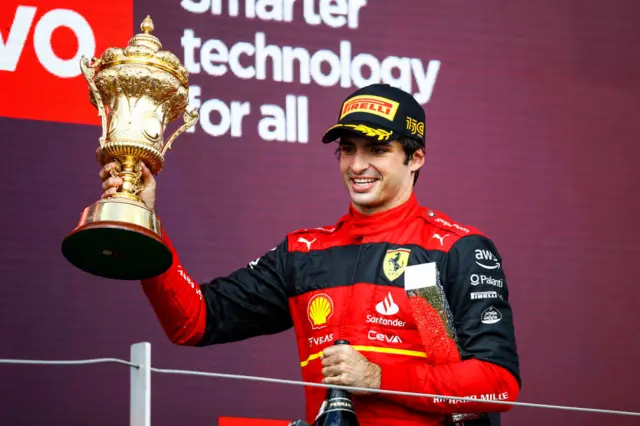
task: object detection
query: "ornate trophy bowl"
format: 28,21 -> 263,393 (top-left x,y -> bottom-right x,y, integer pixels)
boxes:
61,16 -> 198,280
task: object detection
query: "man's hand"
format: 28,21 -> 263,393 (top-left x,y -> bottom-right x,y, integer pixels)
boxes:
99,161 -> 157,210
320,344 -> 381,394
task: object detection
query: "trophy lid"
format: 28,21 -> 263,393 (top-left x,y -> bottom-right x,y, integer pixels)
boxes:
92,16 -> 189,86
129,16 -> 162,52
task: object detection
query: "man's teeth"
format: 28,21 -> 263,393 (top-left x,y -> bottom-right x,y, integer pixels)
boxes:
354,178 -> 376,184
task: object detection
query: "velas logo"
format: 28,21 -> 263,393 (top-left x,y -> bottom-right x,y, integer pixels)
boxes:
339,95 -> 399,121
0,1 -> 133,125
307,293 -> 334,330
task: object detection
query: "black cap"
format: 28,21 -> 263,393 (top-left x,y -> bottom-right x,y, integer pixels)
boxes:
322,83 -> 425,145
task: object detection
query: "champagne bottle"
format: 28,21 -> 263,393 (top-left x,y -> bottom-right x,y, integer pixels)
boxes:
312,340 -> 360,426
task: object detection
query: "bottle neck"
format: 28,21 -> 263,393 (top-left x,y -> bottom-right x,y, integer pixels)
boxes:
313,388 -> 358,425
320,388 -> 355,415
325,387 -> 351,401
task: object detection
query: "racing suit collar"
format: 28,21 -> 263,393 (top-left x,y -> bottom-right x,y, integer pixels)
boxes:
340,193 -> 421,238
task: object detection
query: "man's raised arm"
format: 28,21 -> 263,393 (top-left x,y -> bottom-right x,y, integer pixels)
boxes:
141,228 -> 293,346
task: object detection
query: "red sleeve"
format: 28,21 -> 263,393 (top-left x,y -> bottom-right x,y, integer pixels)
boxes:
140,227 -> 207,346
379,359 -> 520,414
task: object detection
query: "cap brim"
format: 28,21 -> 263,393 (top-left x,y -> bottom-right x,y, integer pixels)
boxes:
321,123 -> 402,144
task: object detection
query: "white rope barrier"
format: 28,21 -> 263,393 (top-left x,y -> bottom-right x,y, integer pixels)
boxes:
2,342 -> 640,423
0,358 -> 139,368
149,367 -> 640,417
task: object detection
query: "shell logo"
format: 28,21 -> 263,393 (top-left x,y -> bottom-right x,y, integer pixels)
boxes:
307,293 -> 334,329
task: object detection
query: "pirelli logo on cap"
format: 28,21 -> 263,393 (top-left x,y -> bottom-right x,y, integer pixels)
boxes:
340,95 -> 400,121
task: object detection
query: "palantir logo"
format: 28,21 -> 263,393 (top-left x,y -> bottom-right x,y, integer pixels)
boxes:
375,292 -> 399,316
0,1 -> 133,124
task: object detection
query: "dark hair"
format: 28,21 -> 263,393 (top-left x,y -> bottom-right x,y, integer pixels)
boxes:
399,137 -> 425,186
334,136 -> 425,185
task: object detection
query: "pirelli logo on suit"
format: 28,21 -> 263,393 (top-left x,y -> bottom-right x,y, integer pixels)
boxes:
340,95 -> 400,121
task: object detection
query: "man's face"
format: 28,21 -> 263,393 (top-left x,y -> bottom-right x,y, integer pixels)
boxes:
337,134 -> 424,214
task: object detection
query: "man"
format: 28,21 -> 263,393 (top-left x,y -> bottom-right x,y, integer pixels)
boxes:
100,84 -> 521,425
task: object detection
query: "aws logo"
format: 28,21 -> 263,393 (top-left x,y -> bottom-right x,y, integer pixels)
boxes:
307,293 -> 334,330
0,1 -> 133,124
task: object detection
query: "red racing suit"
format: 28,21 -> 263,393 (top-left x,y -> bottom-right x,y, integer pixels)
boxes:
141,193 -> 521,426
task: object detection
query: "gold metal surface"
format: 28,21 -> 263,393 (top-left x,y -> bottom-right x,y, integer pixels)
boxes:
63,16 -> 198,279
78,198 -> 161,236
81,15 -> 198,180
76,14 -> 198,225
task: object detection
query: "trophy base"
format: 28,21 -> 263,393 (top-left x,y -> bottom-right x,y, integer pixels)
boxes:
61,197 -> 172,280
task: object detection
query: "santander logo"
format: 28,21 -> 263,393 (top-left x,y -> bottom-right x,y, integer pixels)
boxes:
375,292 -> 399,316
0,1 -> 133,124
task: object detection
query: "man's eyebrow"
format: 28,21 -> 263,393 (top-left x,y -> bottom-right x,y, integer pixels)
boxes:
364,141 -> 391,148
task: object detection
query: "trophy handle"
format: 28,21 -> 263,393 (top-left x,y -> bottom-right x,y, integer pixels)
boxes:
161,108 -> 199,156
80,56 -> 108,148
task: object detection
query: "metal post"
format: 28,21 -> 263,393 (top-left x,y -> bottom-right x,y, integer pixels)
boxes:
130,342 -> 151,426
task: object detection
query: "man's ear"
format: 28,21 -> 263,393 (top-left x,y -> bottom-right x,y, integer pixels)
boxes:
410,148 -> 425,172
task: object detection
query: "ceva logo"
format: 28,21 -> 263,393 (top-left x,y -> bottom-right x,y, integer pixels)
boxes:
0,1 -> 133,125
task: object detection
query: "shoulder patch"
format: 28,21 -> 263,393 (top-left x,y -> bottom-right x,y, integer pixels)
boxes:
288,224 -> 340,253
421,208 -> 485,238
291,226 -> 337,236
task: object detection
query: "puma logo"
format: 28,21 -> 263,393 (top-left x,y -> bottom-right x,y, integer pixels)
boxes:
298,237 -> 316,250
432,233 -> 450,246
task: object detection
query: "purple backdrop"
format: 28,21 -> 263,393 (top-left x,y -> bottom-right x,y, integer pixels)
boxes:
1,0 -> 640,425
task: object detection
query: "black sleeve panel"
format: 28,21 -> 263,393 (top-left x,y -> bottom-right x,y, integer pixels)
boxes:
196,239 -> 293,346
444,234 -> 521,386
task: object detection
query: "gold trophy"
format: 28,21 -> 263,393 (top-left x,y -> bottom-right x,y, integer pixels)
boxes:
61,16 -> 198,280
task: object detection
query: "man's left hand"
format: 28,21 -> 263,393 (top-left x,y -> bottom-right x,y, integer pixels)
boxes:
321,344 -> 381,394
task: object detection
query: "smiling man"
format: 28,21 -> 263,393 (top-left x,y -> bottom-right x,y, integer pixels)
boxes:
323,85 -> 427,216
99,84 -> 521,426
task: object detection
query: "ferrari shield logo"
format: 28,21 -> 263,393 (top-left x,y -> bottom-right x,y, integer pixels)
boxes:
383,248 -> 411,281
